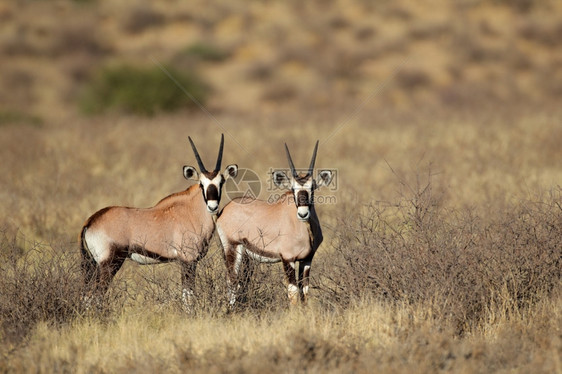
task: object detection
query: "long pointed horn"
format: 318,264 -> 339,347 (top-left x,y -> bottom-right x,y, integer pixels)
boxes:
214,134 -> 224,172
307,140 -> 319,176
284,143 -> 298,178
188,136 -> 207,173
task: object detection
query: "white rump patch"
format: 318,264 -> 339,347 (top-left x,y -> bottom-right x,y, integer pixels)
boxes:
84,228 -> 111,263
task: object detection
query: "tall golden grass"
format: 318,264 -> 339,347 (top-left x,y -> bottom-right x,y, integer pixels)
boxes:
1,0 -> 562,372
1,105 -> 561,372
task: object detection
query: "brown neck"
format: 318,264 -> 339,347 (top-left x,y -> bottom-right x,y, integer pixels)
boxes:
155,184 -> 203,208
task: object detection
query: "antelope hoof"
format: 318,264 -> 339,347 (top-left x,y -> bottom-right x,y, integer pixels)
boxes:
288,284 -> 299,306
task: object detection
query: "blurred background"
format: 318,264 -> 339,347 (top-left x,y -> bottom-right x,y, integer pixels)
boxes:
2,0 -> 562,118
1,0 -> 561,241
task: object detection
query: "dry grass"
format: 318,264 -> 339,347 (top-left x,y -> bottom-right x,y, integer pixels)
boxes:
1,104 -> 561,374
1,150 -> 561,372
1,0 -> 562,372
2,290 -> 561,373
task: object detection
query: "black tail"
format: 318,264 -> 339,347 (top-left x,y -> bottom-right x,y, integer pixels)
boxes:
80,226 -> 98,288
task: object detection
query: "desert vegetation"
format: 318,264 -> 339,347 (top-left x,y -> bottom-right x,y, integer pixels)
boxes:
1,0 -> 561,373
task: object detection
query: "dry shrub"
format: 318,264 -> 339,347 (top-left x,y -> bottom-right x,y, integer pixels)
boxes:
123,6 -> 165,34
180,42 -> 231,63
174,332 -> 360,374
261,81 -> 298,103
0,110 -> 42,127
51,19 -> 113,58
245,61 -> 275,81
317,175 -> 562,334
0,13 -> 110,58
79,64 -> 210,116
0,230 -> 83,344
395,68 -> 432,89
492,0 -> 536,12
192,246 -> 288,314
105,243 -> 288,316
0,69 -> 36,112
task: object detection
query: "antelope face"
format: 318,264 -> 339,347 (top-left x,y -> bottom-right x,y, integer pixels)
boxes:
274,171 -> 333,221
292,174 -> 315,221
200,171 -> 224,214
185,167 -> 237,214
184,134 -> 238,215
273,141 -> 333,222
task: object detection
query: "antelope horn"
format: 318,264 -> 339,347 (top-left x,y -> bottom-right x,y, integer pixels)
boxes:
214,134 -> 224,172
188,136 -> 207,173
284,143 -> 298,178
307,140 -> 319,176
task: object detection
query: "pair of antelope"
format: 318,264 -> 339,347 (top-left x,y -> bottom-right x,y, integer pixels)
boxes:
80,135 -> 333,309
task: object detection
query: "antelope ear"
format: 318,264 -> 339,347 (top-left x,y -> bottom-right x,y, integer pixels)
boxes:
225,164 -> 238,179
183,166 -> 199,180
316,170 -> 333,188
272,170 -> 290,188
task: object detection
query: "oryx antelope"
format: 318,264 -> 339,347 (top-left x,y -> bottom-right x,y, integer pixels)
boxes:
217,141 -> 333,307
80,134 -> 237,309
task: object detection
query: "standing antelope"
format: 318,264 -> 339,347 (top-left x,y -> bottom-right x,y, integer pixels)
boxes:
80,134 -> 238,309
217,141 -> 333,307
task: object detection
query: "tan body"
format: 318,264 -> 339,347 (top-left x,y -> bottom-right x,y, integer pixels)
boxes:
83,185 -> 213,266
217,192 -> 322,263
217,140 -> 333,307
80,134 -> 237,311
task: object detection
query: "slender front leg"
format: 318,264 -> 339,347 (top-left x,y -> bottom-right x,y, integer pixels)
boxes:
298,260 -> 312,305
225,244 -> 244,308
282,260 -> 299,306
181,261 -> 197,312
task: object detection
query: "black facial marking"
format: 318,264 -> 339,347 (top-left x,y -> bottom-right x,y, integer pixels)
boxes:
206,184 -> 219,201
296,190 -> 309,207
205,170 -> 219,179
199,184 -> 207,202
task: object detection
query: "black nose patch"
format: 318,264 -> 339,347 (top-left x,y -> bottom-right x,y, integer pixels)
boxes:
206,184 -> 219,201
296,190 -> 309,206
